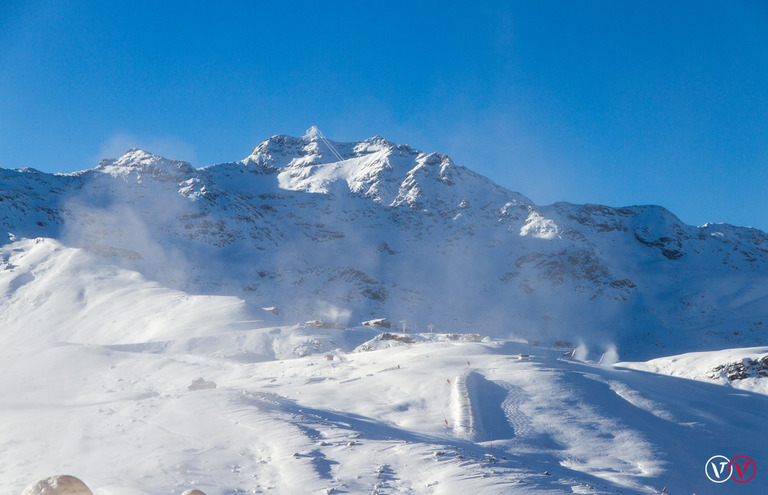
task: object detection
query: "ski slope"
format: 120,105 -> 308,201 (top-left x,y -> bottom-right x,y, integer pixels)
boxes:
1,316 -> 765,494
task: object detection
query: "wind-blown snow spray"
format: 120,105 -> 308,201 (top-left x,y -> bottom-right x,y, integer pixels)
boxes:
572,342 -> 589,361
601,343 -> 620,366
61,154 -> 199,291
316,301 -> 352,327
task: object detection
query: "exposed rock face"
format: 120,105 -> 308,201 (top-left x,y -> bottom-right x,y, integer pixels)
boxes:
708,355 -> 768,381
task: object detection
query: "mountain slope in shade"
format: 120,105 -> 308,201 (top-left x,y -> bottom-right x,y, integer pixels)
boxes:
1,131 -> 767,359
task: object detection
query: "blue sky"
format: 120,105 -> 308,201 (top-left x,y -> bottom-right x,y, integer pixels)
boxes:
1,0 -> 767,231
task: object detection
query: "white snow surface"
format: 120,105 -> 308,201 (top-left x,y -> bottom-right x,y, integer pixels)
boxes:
2,312 -> 766,493
1,132 -> 767,493
622,346 -> 768,395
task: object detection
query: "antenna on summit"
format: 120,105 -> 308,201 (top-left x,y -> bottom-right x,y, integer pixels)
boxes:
306,125 -> 344,162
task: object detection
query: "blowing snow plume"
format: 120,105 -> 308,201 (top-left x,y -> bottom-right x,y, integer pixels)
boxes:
61,149 -> 205,291
315,301 -> 353,326
601,343 -> 620,366
573,342 -> 589,361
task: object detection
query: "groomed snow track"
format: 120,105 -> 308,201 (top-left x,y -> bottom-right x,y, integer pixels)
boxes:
451,371 -> 516,443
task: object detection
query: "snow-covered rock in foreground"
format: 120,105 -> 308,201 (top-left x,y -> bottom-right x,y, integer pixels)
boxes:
22,475 -> 92,495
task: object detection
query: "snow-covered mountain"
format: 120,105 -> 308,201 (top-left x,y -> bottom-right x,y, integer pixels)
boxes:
3,129 -> 768,494
2,129 -> 766,359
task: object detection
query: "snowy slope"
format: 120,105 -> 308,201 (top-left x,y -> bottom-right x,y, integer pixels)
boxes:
1,129 -> 767,493
0,238 -> 252,347
2,324 -> 765,494
622,346 -> 768,395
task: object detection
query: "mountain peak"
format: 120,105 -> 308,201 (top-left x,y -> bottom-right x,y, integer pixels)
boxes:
303,125 -> 321,140
247,130 -> 404,166
97,148 -> 196,180
245,130 -> 378,174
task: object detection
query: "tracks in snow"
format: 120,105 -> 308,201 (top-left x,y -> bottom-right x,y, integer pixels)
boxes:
450,371 -> 519,442
500,382 -> 533,438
